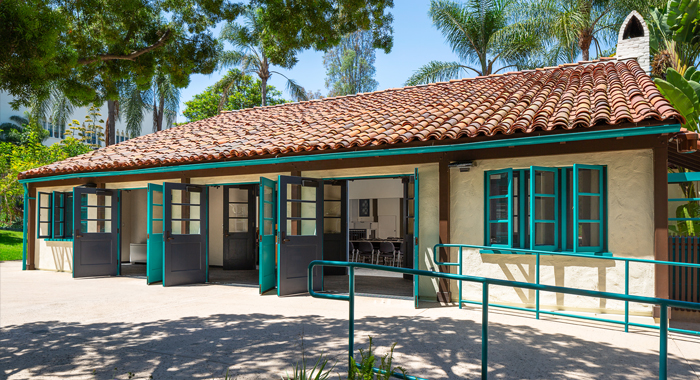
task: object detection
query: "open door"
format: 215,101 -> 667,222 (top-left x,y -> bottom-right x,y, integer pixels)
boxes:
73,187 -> 119,278
224,185 -> 257,270
146,183 -> 164,284
413,168 -> 420,308
277,175 -> 324,296
163,182 -> 208,286
323,180 -> 347,275
259,177 -> 277,294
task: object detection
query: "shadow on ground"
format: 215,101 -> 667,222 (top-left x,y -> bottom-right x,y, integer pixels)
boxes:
2,311 -> 698,380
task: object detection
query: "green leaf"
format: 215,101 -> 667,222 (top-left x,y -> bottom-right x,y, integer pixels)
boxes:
691,71 -> 700,82
655,77 -> 698,124
685,66 -> 698,80
667,69 -> 700,110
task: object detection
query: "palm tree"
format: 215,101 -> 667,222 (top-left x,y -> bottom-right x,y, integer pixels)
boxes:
144,72 -> 180,132
0,115 -> 28,144
219,7 -> 308,106
525,0 -> 664,62
406,0 -> 545,85
29,83 -> 78,139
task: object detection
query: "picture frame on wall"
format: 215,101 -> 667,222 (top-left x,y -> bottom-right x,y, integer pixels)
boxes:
359,199 -> 370,217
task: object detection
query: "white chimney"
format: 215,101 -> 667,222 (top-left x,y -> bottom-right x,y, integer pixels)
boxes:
616,11 -> 650,74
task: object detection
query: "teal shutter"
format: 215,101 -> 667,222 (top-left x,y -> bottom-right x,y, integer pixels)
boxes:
485,169 -> 513,247
530,167 -> 559,251
573,164 -> 605,253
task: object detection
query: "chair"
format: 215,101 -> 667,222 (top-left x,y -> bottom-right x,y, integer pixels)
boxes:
356,241 -> 374,263
376,241 -> 396,266
349,242 -> 357,262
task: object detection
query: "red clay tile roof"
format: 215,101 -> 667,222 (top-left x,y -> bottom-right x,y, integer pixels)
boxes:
20,58 -> 681,179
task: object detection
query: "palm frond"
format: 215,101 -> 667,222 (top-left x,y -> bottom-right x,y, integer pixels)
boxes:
120,81 -> 148,138
405,61 -> 475,86
271,71 -> 308,102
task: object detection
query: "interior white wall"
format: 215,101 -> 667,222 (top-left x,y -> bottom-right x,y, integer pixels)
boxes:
348,178 -> 403,238
348,178 -> 403,199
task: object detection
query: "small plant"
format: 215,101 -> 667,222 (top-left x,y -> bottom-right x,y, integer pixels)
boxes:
348,337 -> 407,380
283,334 -> 336,380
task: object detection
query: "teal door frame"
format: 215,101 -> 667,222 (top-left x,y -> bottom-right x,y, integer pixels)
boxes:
413,168 -> 420,308
146,183 -> 164,284
259,177 -> 277,294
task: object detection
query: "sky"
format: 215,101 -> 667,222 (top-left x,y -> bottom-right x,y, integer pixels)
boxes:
176,2 -> 463,122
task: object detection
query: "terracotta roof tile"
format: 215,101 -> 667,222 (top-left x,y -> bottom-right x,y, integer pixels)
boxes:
20,59 -> 681,179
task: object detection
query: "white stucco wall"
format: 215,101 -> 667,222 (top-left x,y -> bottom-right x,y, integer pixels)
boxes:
451,149 -> 655,315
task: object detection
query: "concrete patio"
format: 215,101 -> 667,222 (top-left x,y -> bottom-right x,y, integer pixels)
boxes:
1,260 -> 699,379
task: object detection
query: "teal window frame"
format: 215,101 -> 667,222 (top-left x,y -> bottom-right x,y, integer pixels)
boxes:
37,192 -> 52,238
573,164 -> 606,253
530,167 -> 559,251
484,164 -> 608,254
52,191 -> 74,239
484,168 -> 513,247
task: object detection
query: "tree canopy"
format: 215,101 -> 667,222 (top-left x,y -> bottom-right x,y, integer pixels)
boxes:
182,70 -> 286,122
324,31 -> 379,96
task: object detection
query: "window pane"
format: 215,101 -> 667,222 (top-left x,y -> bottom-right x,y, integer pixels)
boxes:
228,203 -> 248,218
324,218 -> 341,233
264,185 -> 273,202
39,193 -> 51,205
152,190 -> 163,205
489,198 -> 508,220
534,197 -> 555,220
324,201 -> 341,217
578,169 -> 600,193
264,220 -> 273,235
489,223 -> 509,245
189,191 -> 200,205
171,205 -> 200,220
152,205 -> 163,220
579,223 -> 600,247
81,220 -> 111,233
39,208 -> 50,222
264,206 -> 273,219
534,223 -> 555,246
171,189 -> 183,203
325,184 -> 342,200
578,195 -> 600,220
228,188 -> 248,202
287,219 -> 317,236
288,201 -> 316,218
489,173 -> 509,196
81,193 -> 111,206
39,222 -> 51,237
152,220 -> 163,234
172,220 -> 200,235
534,171 -> 555,194
229,218 -> 248,232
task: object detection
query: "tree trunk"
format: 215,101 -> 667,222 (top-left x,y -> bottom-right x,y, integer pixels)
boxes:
580,34 -> 592,61
156,95 -> 165,131
261,76 -> 268,107
106,100 -> 116,146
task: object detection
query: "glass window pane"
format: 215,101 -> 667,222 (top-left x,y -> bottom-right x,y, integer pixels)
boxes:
39,193 -> 51,205
489,223 -> 509,245
264,205 -> 273,219
229,203 -> 248,218
39,208 -> 50,222
288,201 -> 316,218
229,218 -> 248,232
189,191 -> 201,205
302,185 -> 316,201
578,169 -> 600,194
489,198 -> 508,220
152,205 -> 163,220
489,173 -> 509,196
325,184 -> 342,200
172,220 -> 200,235
287,219 -> 317,236
534,197 -> 555,220
534,223 -> 555,246
534,171 -> 555,194
172,204 -> 182,219
579,223 -> 600,247
152,190 -> 163,205
81,220 -> 111,233
324,201 -> 341,217
287,184 -> 302,200
324,218 -> 341,233
264,185 -> 273,202
39,222 -> 51,237
578,195 -> 600,220
228,188 -> 248,202
172,189 -> 183,203
264,220 -> 273,235
152,220 -> 163,234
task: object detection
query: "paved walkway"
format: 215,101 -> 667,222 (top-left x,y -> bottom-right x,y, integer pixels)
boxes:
1,260 -> 700,379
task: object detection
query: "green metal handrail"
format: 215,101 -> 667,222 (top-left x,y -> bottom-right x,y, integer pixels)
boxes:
308,260 -> 700,380
432,244 -> 700,336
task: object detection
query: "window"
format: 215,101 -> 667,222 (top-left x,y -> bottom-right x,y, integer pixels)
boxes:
37,191 -> 74,239
484,165 -> 607,254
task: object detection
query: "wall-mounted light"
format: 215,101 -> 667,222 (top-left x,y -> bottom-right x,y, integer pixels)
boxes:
448,161 -> 476,172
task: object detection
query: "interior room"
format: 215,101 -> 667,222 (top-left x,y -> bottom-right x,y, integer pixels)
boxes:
207,185 -> 260,286
324,177 -> 413,298
119,189 -> 148,277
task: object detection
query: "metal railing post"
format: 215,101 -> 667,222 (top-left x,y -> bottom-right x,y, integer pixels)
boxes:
625,260 -> 629,333
659,305 -> 668,380
349,266 -> 355,367
536,253 -> 540,320
482,282 -> 489,380
459,247 -> 463,309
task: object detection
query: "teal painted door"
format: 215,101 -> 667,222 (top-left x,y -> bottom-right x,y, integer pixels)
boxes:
147,183 -> 164,284
414,168 -> 420,308
259,177 -> 277,294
